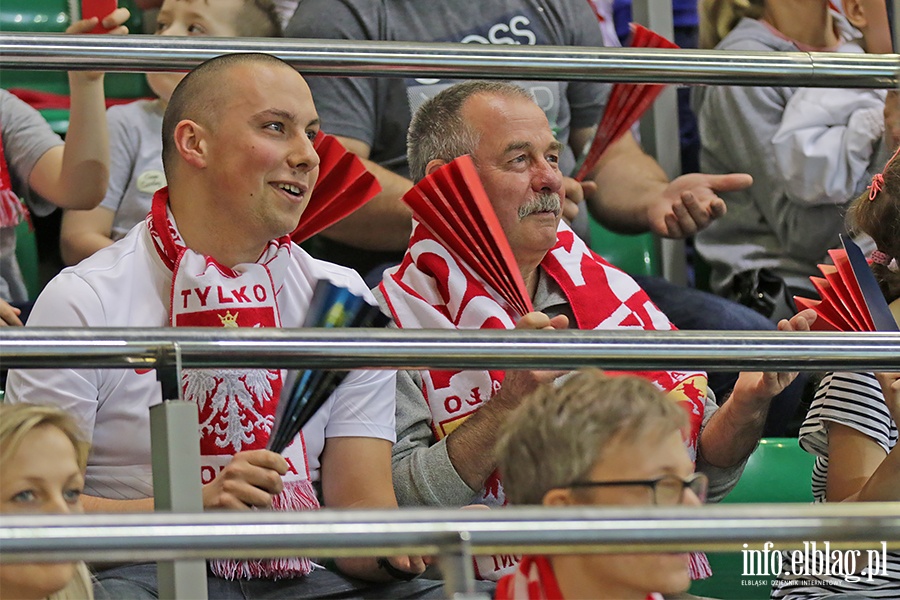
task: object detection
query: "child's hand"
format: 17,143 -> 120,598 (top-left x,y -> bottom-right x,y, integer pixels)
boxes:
66,7 -> 131,82
0,299 -> 23,326
66,7 -> 131,36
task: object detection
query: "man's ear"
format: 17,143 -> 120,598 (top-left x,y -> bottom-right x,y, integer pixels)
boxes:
542,487 -> 575,507
173,119 -> 208,169
424,159 -> 447,177
842,0 -> 867,30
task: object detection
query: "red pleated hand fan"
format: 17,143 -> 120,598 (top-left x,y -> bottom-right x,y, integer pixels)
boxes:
401,155 -> 533,317
574,24 -> 679,181
290,131 -> 382,244
794,236 -> 899,332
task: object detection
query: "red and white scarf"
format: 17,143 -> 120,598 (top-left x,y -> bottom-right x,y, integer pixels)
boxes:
380,219 -> 710,579
496,555 -> 664,600
0,131 -> 28,228
148,187 -> 320,580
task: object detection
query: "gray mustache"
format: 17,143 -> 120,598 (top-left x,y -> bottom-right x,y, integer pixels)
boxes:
518,193 -> 561,219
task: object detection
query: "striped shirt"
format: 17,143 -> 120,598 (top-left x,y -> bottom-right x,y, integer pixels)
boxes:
772,372 -> 900,599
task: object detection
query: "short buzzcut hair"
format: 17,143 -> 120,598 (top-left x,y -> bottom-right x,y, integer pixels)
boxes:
406,81 -> 534,182
495,369 -> 688,505
160,52 -> 294,174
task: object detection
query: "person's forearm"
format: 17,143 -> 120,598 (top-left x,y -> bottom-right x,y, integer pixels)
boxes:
587,134 -> 667,234
318,159 -> 413,251
60,230 -> 114,266
445,395 -> 517,490
856,445 -> 900,502
82,494 -> 154,513
58,72 -> 111,209
698,392 -> 770,469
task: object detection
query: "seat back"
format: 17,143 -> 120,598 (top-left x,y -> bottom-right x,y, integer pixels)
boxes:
689,438 -> 816,599
15,219 -> 41,300
588,214 -> 659,277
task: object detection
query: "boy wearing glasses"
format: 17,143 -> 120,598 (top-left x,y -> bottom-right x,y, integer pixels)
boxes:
494,370 -> 707,600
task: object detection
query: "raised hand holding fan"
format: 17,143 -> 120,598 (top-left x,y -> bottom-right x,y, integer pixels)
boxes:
290,131 -> 382,244
794,235 -> 899,332
574,24 -> 679,182
401,155 -> 533,317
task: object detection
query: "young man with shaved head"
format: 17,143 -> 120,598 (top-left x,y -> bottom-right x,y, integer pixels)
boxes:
7,53 -> 444,598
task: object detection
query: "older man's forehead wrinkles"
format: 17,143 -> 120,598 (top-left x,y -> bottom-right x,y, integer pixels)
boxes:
503,141 -> 532,154
503,140 -> 564,154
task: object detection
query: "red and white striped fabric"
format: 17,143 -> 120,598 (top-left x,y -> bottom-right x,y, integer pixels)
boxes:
380,218 -> 711,579
148,187 -> 320,580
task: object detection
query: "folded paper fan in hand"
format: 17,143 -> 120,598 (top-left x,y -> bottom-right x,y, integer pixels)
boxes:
267,279 -> 390,454
290,131 -> 382,244
794,235 -> 899,332
574,24 -> 679,182
401,155 -> 533,317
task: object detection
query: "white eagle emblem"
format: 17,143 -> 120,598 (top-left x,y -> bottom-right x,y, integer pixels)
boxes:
183,368 -> 279,452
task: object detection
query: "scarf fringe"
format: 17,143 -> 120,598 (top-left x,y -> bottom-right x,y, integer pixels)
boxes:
690,551 -> 712,580
210,479 -> 320,580
0,189 -> 25,229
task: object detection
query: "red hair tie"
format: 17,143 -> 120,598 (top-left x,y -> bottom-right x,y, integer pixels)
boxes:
869,144 -> 900,201
871,250 -> 900,273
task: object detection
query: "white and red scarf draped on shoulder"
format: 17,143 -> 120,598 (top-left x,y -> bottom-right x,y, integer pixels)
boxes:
147,188 -> 319,580
380,218 -> 710,581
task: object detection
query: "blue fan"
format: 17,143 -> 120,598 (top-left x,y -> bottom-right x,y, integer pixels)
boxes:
268,280 -> 390,453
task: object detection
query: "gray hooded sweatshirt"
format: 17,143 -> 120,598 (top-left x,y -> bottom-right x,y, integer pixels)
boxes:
693,16 -> 882,297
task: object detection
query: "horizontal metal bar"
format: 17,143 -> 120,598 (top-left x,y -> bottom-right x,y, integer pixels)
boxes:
1,33 -> 897,88
1,505 -> 898,562
1,328 -> 898,371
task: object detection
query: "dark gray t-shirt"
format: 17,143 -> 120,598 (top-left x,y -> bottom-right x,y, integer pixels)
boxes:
288,0 -> 608,178
0,90 -> 62,302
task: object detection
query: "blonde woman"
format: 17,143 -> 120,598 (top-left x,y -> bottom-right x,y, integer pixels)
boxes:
0,404 -> 93,600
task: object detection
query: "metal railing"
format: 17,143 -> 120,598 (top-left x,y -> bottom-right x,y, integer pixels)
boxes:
2,328 -> 899,372
1,33 -> 897,88
3,504 -> 899,562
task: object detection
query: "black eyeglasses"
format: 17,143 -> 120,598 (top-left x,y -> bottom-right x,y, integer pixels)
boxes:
566,472 -> 708,505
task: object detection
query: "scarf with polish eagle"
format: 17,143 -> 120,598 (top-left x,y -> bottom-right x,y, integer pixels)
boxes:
147,187 -> 320,580
0,131 -> 28,228
379,219 -> 710,580
496,555 -> 665,600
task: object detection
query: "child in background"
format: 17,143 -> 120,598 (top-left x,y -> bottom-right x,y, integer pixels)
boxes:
772,148 -> 900,598
59,0 -> 282,266
0,404 -> 93,600
0,8 -> 131,325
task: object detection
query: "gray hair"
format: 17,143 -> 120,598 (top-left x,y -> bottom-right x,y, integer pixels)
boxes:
495,369 -> 688,505
407,81 -> 534,182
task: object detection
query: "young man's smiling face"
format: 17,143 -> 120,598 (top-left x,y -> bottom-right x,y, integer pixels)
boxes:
199,62 -> 320,249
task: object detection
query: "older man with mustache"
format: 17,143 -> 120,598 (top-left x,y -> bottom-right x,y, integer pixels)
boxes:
376,81 -> 813,582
